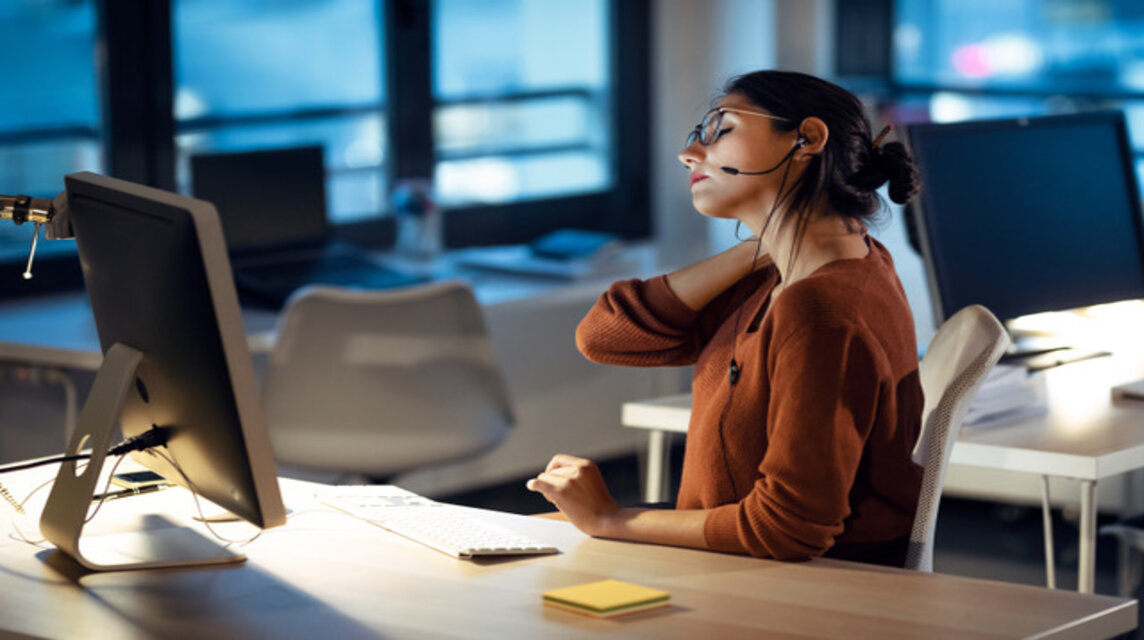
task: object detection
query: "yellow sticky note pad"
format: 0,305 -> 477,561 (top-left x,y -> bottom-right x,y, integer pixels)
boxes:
542,579 -> 670,618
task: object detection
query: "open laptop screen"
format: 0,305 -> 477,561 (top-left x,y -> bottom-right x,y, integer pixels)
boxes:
190,145 -> 329,254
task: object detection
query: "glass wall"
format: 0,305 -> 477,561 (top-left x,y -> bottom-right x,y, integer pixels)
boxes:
432,0 -> 611,206
173,0 -> 385,223
892,0 -> 1144,186
0,0 -> 100,259
0,0 -> 644,291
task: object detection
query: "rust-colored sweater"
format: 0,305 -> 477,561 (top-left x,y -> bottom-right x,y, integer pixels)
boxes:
577,237 -> 923,560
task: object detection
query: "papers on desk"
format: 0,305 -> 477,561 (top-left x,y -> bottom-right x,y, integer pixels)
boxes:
454,244 -> 640,280
963,364 -> 1049,429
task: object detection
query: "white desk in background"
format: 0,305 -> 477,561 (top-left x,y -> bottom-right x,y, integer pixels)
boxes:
0,245 -> 684,498
622,353 -> 1144,595
0,464 -> 1135,639
0,244 -> 661,372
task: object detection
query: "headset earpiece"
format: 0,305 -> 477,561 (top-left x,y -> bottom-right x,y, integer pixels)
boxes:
796,136 -> 808,148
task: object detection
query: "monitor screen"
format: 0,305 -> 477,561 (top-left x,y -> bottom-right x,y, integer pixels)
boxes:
62,171 -> 286,530
190,145 -> 328,253
907,111 -> 1144,324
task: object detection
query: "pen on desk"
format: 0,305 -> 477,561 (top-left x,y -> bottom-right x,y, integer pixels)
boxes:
91,483 -> 170,503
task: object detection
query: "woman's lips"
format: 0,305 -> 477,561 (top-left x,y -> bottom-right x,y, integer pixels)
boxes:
690,172 -> 709,187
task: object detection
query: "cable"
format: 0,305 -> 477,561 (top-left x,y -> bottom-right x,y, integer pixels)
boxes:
107,426 -> 172,456
149,449 -> 263,547
716,153 -> 798,499
0,426 -> 173,475
0,454 -> 91,475
82,454 -> 127,524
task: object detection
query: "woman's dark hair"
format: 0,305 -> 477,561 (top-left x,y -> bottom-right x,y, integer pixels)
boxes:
722,70 -> 920,236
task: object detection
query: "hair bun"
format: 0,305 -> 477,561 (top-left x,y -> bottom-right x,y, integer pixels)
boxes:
847,141 -> 920,204
879,142 -> 920,204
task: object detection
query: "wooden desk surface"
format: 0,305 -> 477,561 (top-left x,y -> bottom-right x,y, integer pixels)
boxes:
0,470 -> 1135,639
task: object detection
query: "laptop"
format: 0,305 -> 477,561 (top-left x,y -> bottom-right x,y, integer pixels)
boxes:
190,145 -> 424,308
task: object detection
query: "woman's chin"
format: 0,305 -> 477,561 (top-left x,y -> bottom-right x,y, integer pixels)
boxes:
691,201 -> 734,221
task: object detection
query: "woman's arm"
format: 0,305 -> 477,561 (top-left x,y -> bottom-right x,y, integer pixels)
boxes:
576,240 -> 771,367
665,239 -> 768,311
525,454 -> 710,550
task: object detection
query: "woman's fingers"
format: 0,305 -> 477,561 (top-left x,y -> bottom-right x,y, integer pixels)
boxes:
544,453 -> 587,473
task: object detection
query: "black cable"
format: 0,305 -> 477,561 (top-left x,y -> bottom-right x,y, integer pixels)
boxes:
0,454 -> 91,474
0,426 -> 172,475
107,426 -> 172,456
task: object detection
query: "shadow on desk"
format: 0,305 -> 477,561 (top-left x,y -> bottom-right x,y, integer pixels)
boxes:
31,544 -> 380,639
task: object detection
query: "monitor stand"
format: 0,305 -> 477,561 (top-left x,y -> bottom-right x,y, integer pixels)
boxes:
39,343 -> 246,571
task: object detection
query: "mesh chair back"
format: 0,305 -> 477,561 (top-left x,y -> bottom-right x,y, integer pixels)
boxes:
262,280 -> 513,478
905,304 -> 1008,571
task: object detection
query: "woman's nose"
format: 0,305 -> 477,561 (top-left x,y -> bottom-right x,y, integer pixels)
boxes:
678,142 -> 702,169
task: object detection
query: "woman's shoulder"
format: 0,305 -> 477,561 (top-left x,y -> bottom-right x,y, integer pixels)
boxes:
774,250 -> 907,330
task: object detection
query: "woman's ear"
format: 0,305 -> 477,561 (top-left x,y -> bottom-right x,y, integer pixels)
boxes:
797,117 -> 829,157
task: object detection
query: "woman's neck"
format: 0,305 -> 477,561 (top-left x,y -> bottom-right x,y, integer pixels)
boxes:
767,213 -> 868,291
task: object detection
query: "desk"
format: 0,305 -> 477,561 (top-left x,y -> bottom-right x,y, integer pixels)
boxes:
622,354 -> 1144,595
0,245 -> 659,373
0,466 -> 1136,638
0,248 -> 680,497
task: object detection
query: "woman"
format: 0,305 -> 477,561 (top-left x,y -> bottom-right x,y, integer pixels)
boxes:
526,70 -> 924,567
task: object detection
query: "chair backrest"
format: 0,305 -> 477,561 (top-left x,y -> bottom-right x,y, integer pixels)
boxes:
262,280 -> 514,479
905,304 -> 1009,572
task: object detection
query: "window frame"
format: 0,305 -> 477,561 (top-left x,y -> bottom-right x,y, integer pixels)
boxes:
382,0 -> 650,247
0,0 -> 650,298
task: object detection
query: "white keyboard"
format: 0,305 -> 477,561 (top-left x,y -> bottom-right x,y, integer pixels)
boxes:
317,485 -> 559,559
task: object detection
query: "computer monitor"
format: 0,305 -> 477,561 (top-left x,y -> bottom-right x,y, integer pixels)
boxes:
189,145 -> 328,253
907,111 -> 1144,333
39,171 -> 286,571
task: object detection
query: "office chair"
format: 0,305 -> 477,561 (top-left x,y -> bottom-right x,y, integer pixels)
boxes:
261,280 -> 514,481
905,304 -> 1009,572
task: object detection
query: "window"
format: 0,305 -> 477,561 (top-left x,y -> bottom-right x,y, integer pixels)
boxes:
0,0 -> 648,299
173,1 -> 386,224
432,0 -> 611,207
0,0 -> 99,263
838,0 -> 1144,190
170,0 -> 644,241
895,0 -> 1143,94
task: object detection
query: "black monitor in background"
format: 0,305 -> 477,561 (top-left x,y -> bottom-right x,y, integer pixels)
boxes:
907,111 -> 1144,336
40,171 -> 286,571
189,145 -> 328,253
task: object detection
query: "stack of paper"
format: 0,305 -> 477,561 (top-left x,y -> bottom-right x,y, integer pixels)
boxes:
962,363 -> 1048,429
542,579 -> 671,618
455,245 -> 639,280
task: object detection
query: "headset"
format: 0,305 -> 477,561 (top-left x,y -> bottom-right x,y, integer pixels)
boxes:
714,133 -> 808,498
720,135 -> 808,176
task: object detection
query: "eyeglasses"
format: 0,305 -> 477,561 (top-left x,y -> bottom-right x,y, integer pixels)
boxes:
684,107 -> 792,148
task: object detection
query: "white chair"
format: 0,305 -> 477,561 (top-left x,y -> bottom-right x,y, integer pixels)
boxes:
261,280 -> 514,481
905,304 -> 1009,572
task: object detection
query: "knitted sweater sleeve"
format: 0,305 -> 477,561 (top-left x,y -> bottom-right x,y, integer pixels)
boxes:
703,321 -> 885,559
575,275 -> 704,367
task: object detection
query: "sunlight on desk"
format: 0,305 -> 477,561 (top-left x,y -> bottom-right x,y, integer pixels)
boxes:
0,467 -> 1136,639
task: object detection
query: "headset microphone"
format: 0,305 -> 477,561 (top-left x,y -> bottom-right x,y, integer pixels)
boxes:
720,137 -> 808,176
